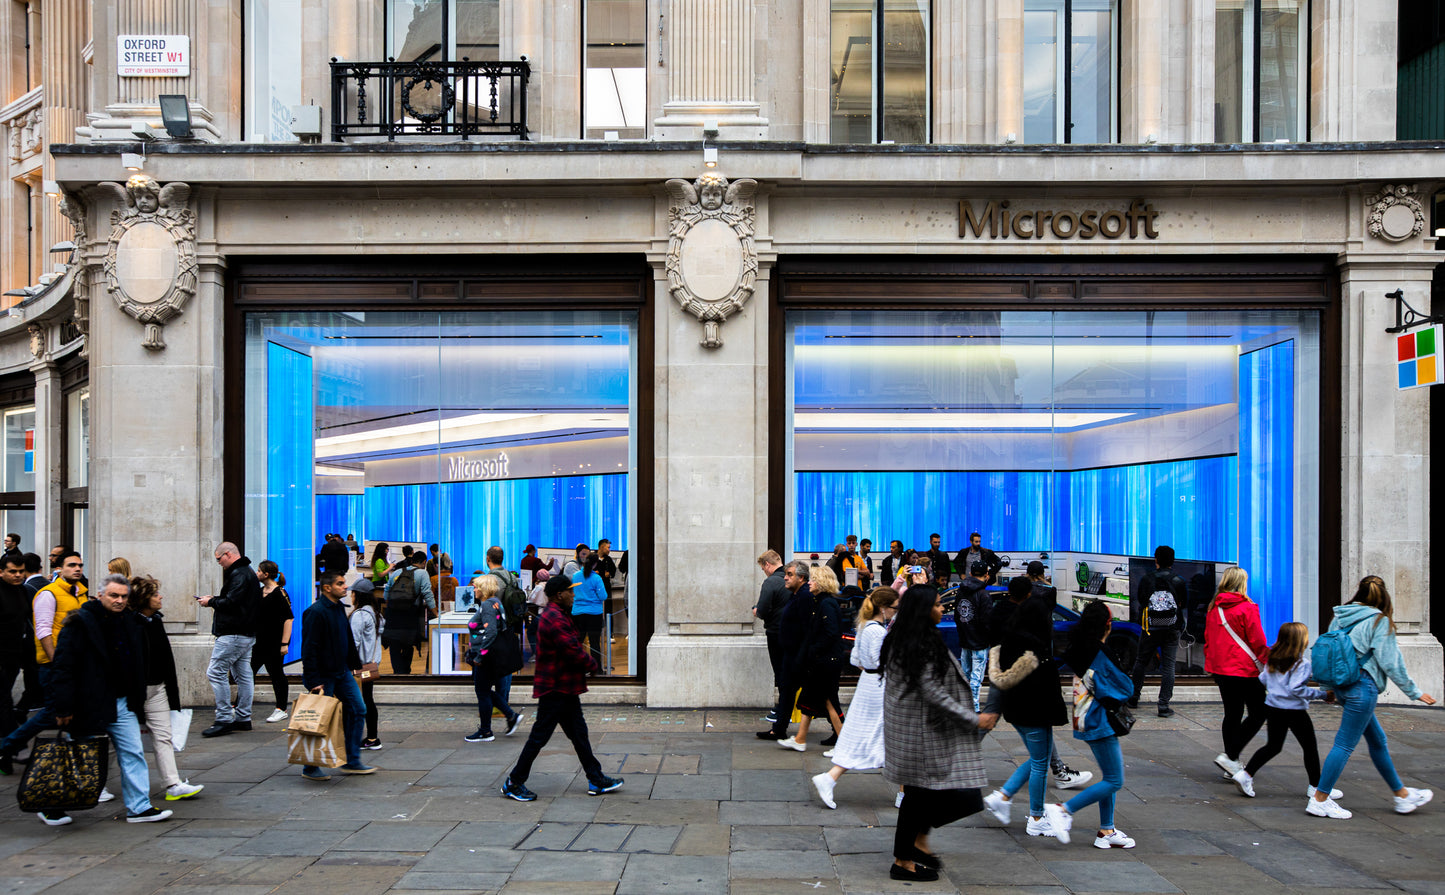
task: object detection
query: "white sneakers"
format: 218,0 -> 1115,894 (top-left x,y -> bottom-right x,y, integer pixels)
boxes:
97,788 -> 115,803
776,737 -> 806,753
266,707 -> 289,724
983,790 -> 1011,825
811,773 -> 837,809
1305,796 -> 1352,819
165,781 -> 204,801
1027,803 -> 1072,843
1394,787 -> 1434,814
1094,828 -> 1136,849
1052,764 -> 1093,790
1213,753 -> 1243,777
1307,785 -> 1344,801
1231,769 -> 1256,798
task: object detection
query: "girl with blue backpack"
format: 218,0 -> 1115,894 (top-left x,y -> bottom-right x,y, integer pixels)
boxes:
1307,576 -> 1436,819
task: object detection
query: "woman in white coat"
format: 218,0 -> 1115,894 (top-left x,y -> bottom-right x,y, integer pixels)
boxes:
812,587 -> 898,809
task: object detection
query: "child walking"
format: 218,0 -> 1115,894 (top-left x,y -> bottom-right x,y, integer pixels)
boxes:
1232,622 -> 1339,799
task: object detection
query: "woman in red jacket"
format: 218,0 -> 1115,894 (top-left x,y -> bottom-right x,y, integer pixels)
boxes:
1203,568 -> 1268,779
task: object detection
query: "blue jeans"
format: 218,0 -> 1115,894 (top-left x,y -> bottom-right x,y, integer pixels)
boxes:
304,672 -> 366,769
1001,725 -> 1053,815
1064,736 -> 1124,829
207,635 -> 255,723
960,648 -> 988,712
1317,676 -> 1402,794
0,664 -> 55,754
108,697 -> 154,816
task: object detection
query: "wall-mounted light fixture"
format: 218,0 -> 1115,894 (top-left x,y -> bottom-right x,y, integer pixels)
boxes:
703,146 -> 718,168
122,152 -> 145,172
42,180 -> 60,196
158,94 -> 193,138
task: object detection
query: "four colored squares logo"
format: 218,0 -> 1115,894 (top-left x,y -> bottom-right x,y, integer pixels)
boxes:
1398,326 -> 1444,390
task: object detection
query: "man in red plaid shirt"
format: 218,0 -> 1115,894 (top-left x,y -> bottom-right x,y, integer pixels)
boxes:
500,574 -> 623,801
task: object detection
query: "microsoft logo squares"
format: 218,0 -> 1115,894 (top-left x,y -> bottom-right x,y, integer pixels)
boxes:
1398,325 -> 1443,390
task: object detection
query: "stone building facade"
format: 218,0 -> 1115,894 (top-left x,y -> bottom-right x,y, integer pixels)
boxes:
1,1 -> 1440,705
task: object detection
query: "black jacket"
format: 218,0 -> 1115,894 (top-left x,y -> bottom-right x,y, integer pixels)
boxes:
212,556 -> 261,637
319,540 -> 350,575
952,578 -> 992,651
925,548 -> 952,583
136,611 -> 181,711
753,567 -> 789,633
48,601 -> 148,735
775,584 -> 813,677
881,553 -> 905,584
953,546 -> 1002,584
800,591 -> 843,671
301,596 -> 361,689
0,579 -> 32,665
999,594 -> 1067,728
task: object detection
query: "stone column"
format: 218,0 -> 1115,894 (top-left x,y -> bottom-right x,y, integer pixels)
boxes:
40,0 -> 88,250
1311,0 -> 1398,141
1182,0 -> 1214,143
994,0 -> 1022,143
29,359 -> 61,557
88,187 -> 225,706
932,0 -> 971,144
644,191 -> 774,706
80,0 -> 230,141
654,0 -> 768,138
1119,0 -> 1163,143
1337,243 -> 1443,703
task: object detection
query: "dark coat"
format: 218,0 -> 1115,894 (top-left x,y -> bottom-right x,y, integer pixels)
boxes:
48,601 -> 148,735
952,577 -> 992,651
0,579 -> 32,665
301,596 -> 362,689
999,595 -> 1067,728
775,584 -> 814,677
136,611 -> 181,711
953,546 -> 1002,584
753,567 -> 789,633
319,540 -> 350,575
212,556 -> 261,637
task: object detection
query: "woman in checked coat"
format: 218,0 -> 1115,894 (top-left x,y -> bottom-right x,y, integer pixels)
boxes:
880,578 -> 986,883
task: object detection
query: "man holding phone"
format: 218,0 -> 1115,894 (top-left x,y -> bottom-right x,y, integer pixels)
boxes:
197,542 -> 260,738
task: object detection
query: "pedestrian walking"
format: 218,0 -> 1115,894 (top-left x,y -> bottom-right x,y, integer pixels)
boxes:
1233,622 -> 1337,799
0,551 -> 87,769
880,582 -> 985,882
981,577 -> 1070,842
755,560 -> 812,742
127,576 -> 203,801
463,573 -> 523,744
298,571 -> 376,781
1128,545 -> 1188,718
752,550 -> 788,726
779,565 -> 845,751
1307,576 -> 1436,819
1203,567 -> 1267,778
952,561 -> 992,711
500,574 -> 622,801
348,579 -> 384,750
198,542 -> 260,737
253,560 -> 293,724
811,586 -> 897,809
1052,600 -> 1136,850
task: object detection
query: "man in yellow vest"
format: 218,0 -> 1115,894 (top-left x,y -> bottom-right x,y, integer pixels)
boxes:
0,551 -> 86,772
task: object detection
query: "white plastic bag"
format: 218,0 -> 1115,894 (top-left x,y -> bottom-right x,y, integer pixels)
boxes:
170,708 -> 193,752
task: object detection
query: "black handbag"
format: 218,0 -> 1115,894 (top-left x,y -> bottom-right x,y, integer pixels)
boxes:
1102,699 -> 1136,737
485,630 -> 525,677
16,732 -> 110,812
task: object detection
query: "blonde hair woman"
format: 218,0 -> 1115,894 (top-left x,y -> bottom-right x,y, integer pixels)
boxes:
1203,568 -> 1268,779
812,587 -> 899,809
780,565 -> 846,751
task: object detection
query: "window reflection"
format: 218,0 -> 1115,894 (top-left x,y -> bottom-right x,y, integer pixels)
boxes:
1023,0 -> 1115,144
831,0 -> 929,143
585,0 -> 647,138
1214,0 -> 1306,142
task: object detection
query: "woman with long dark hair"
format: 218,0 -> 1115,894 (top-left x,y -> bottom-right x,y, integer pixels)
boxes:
1308,576 -> 1436,819
879,579 -> 984,882
349,580 -> 384,749
1203,568 -> 1268,779
129,576 -> 203,800
570,554 -> 609,669
370,542 -> 393,581
253,560 -> 293,724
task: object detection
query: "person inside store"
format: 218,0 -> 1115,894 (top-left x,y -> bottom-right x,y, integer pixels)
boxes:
955,532 -> 1002,586
382,552 -> 436,674
431,554 -> 459,612
925,534 -> 952,588
881,540 -> 906,585
369,542 -> 396,582
571,554 -> 609,670
563,543 -> 590,579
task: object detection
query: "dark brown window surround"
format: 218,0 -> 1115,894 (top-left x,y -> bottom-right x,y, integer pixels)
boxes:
224,255 -> 655,685
771,254 -> 1342,635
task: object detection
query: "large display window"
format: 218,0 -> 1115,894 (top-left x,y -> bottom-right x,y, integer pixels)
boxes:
784,307 -> 1322,642
242,307 -> 639,678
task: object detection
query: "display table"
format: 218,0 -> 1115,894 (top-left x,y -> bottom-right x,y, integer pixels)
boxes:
428,611 -> 476,676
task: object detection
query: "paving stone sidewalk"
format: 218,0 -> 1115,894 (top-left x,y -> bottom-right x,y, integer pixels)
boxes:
2,699 -> 1444,894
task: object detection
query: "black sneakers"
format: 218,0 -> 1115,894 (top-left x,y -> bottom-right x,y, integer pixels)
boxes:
464,729 -> 495,743
588,776 -> 624,796
501,777 -> 537,801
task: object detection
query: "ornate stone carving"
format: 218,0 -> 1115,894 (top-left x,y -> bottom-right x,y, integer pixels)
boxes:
1366,184 -> 1426,242
58,187 -> 90,358
7,108 -> 42,162
27,324 -> 46,361
664,173 -> 759,348
99,175 -> 196,351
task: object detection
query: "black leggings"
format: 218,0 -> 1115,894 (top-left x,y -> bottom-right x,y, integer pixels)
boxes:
360,680 -> 378,740
895,786 -> 983,861
1214,673 -> 1267,760
251,645 -> 289,709
1244,706 -> 1320,786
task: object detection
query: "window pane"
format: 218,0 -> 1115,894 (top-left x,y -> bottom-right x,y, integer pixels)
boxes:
244,0 -> 303,141
1214,1 -> 1249,142
1023,5 -> 1060,143
1258,0 -> 1304,141
390,0 -> 445,61
1069,1 -> 1114,143
585,0 -> 647,138
4,408 -> 34,492
455,0 -> 499,61
4,509 -> 33,555
881,0 -> 928,143
66,388 -> 88,488
831,1 -> 875,143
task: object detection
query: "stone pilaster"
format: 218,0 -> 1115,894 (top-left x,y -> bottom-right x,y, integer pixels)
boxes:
654,0 -> 768,138
29,360 -> 61,556
1337,246 -> 1443,703
1311,0 -> 1399,141
932,0 -> 971,144
994,0 -> 1022,143
40,0 -> 88,250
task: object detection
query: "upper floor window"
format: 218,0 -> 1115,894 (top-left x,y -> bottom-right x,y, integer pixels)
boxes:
584,0 -> 646,139
388,0 -> 499,62
244,0 -> 302,141
830,0 -> 930,143
1215,0 -> 1307,143
1023,0 -> 1117,144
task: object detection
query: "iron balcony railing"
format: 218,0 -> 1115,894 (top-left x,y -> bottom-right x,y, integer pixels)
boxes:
330,58 -> 530,141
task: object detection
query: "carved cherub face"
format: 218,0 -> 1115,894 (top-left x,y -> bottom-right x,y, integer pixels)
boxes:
126,174 -> 161,213
698,174 -> 726,210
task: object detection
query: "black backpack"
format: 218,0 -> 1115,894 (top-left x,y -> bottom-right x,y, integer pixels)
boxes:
388,568 -> 418,611
489,570 -> 528,628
